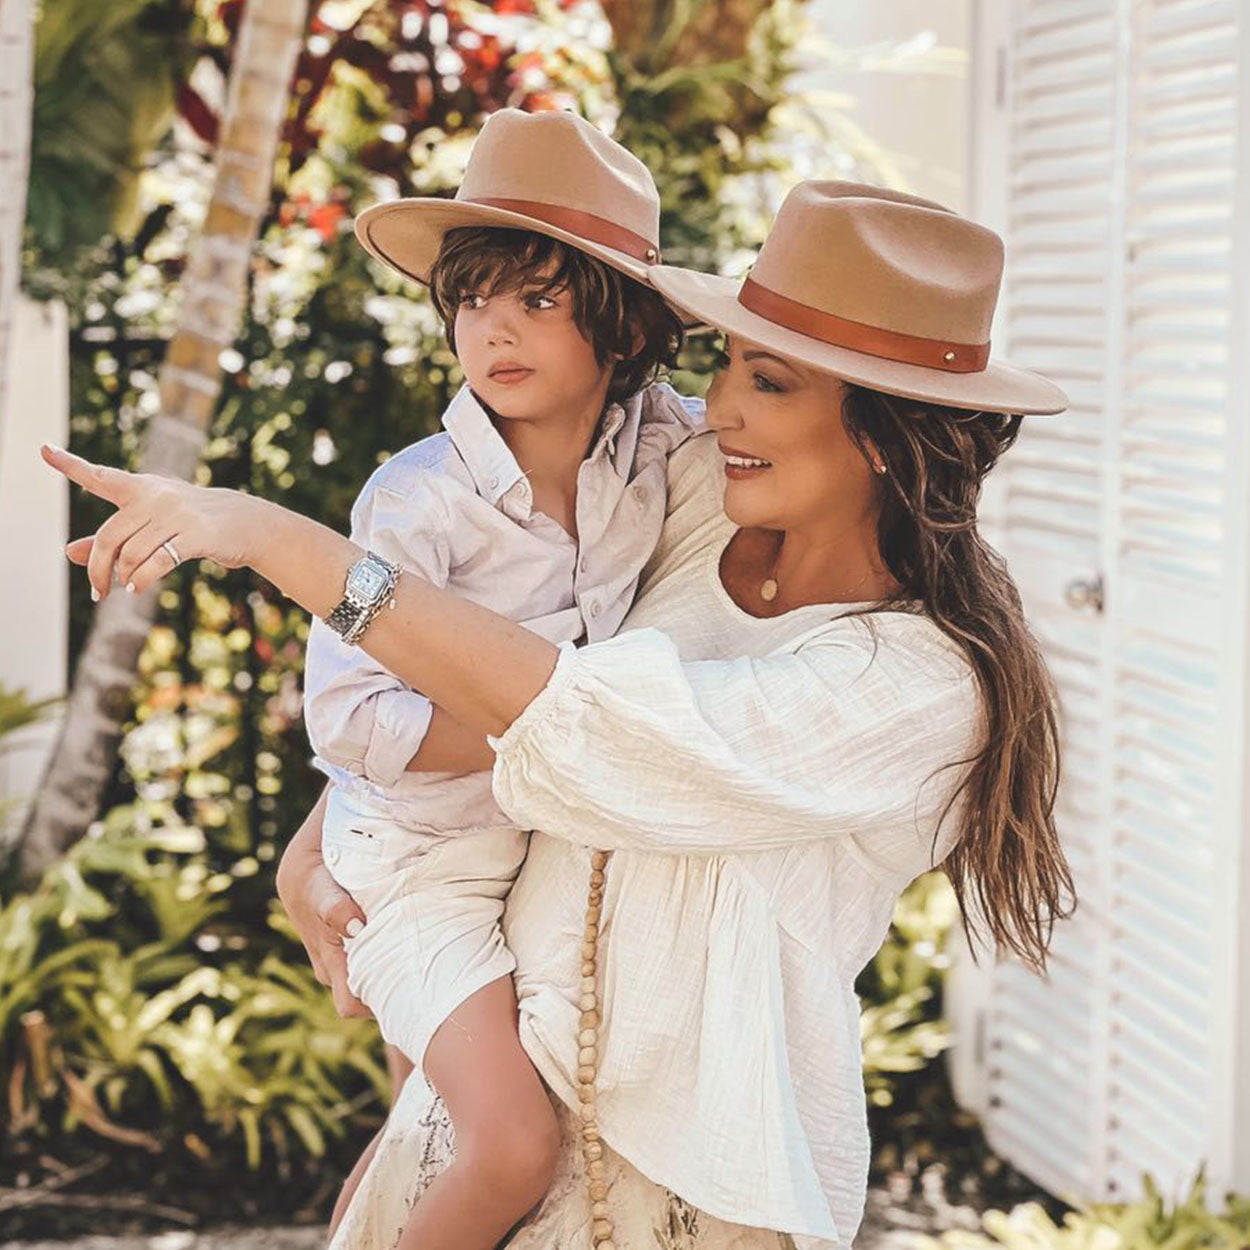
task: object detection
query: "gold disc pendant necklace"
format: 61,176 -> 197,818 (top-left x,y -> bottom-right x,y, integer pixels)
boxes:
759,531 -> 785,603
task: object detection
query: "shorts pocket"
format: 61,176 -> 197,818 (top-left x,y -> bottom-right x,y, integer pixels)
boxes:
322,822 -> 403,903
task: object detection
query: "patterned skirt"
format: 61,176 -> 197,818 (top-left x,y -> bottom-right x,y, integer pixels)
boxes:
327,1069 -> 794,1250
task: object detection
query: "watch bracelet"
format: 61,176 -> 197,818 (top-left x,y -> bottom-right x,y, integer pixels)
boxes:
325,598 -> 363,638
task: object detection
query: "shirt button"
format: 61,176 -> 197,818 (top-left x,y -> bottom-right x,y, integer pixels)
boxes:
579,556 -> 588,575
489,474 -> 500,491
632,484 -> 646,504
589,600 -> 602,619
325,845 -> 341,866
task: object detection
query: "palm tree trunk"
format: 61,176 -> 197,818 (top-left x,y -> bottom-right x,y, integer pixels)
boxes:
18,0 -> 309,879
0,0 -> 35,469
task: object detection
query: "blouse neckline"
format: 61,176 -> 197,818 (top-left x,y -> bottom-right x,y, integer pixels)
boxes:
707,522 -> 877,625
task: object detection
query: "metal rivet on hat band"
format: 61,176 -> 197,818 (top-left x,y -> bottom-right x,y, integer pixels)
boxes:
737,277 -> 990,374
465,197 -> 661,265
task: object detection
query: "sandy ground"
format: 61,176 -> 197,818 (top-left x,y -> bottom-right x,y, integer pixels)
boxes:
0,1179 -> 989,1250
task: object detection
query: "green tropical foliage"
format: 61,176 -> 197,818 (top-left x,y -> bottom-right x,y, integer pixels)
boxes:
1,805 -> 386,1169
917,1175 -> 1250,1250
0,687 -> 60,844
4,0 -> 1022,1229
859,871 -> 959,1102
26,0 -> 199,266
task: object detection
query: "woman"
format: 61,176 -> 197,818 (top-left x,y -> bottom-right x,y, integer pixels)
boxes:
45,181 -> 1074,1250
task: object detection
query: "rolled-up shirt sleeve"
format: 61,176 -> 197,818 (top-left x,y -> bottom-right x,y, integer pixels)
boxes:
303,473 -> 452,789
489,624 -> 979,873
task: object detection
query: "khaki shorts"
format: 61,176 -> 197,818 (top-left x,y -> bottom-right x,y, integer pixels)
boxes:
323,786 -> 529,1072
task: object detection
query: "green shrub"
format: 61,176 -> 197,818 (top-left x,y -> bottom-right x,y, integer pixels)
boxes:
1,806 -> 386,1168
915,1175 -> 1250,1250
0,685 -> 61,843
860,871 -> 960,1104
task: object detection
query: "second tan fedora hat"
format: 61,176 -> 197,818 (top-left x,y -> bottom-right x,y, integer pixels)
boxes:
355,109 -> 663,286
649,181 -> 1067,416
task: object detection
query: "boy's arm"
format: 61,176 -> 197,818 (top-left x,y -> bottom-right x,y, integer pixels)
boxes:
303,472 -> 452,788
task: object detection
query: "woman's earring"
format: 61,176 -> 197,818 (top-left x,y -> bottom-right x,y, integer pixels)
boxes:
873,459 -> 888,476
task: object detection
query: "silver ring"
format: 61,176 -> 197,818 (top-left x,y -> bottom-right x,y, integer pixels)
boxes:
161,539 -> 182,567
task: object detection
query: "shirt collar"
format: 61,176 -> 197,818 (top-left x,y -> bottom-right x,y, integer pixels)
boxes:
442,385 -> 532,516
590,390 -> 643,480
442,383 -> 646,518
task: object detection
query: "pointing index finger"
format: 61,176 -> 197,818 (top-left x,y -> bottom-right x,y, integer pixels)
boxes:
41,444 -> 132,506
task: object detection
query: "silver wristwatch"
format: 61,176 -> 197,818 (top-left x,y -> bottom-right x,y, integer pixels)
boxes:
324,551 -> 400,646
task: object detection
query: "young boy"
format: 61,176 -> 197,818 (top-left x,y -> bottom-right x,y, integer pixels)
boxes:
302,109 -> 702,1250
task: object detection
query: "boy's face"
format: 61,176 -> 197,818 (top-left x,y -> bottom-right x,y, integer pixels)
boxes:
454,263 -> 616,425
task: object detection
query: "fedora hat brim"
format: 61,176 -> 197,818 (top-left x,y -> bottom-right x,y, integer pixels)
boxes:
649,266 -> 1067,416
356,199 -> 705,327
356,198 -> 651,284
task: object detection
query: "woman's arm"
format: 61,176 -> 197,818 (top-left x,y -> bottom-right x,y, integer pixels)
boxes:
44,445 -> 558,740
275,783 -> 371,1018
490,627 -> 980,869
405,707 -> 495,774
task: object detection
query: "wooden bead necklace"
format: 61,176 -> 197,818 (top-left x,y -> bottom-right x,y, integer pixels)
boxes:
578,848 -> 614,1249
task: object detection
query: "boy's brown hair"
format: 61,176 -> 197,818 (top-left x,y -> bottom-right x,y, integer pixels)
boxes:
428,227 -> 684,405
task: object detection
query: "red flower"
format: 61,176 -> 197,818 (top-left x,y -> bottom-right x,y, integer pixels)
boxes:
308,202 -> 348,241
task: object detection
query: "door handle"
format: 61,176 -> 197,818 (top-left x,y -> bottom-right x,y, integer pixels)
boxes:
1064,574 -> 1105,614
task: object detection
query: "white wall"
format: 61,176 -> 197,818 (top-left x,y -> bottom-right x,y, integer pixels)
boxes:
794,0 -> 972,210
0,295 -> 69,844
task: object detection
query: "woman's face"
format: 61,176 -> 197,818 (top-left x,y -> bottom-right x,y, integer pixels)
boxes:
704,336 -> 882,533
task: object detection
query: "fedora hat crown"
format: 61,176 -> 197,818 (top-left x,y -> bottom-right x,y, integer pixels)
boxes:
647,179 -> 1067,415
744,181 -> 1004,371
453,109 -> 661,258
354,108 -> 665,286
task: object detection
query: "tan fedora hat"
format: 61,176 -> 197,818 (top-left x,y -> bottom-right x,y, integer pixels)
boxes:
648,181 -> 1067,416
354,108 -> 664,287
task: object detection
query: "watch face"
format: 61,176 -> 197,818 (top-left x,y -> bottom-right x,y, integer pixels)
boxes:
349,562 -> 388,598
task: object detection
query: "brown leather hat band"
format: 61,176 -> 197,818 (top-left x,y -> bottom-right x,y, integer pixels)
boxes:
464,197 -> 661,264
738,277 -> 990,374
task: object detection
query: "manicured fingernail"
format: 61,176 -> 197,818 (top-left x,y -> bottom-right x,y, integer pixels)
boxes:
43,443 -> 63,455
90,587 -> 100,602
345,918 -> 363,938
125,581 -> 135,594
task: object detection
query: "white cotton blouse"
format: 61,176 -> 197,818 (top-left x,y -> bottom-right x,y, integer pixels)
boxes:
490,431 -> 982,1250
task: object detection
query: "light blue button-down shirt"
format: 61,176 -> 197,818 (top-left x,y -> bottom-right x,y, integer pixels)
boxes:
303,381 -> 704,831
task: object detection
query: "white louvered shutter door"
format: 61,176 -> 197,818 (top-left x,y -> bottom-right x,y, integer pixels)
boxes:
1101,0 -> 1243,1202
982,0 -> 1123,1201
977,0 -> 1250,1204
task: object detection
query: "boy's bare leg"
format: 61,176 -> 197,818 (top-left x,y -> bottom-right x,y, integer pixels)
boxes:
386,1041 -> 415,1094
395,976 -> 561,1250
329,1123 -> 385,1238
328,1043 -> 416,1236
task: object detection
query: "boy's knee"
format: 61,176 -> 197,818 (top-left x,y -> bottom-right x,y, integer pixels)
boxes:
463,1109 -> 561,1208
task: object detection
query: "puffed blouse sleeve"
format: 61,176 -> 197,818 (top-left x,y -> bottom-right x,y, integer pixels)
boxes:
489,619 -> 982,878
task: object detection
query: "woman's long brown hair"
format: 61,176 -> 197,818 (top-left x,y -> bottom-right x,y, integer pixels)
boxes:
842,384 -> 1076,974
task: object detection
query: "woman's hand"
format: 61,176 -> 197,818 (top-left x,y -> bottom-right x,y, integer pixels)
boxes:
277,787 -> 372,1019
40,444 -> 267,600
